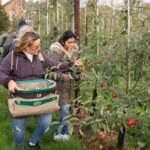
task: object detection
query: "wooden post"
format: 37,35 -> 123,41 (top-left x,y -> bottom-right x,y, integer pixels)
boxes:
117,1 -> 131,148
85,6 -> 88,46
117,127 -> 126,150
74,0 -> 80,38
46,0 -> 49,35
74,0 -> 80,108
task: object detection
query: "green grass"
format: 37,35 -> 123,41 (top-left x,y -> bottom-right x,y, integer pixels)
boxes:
0,85 -> 82,150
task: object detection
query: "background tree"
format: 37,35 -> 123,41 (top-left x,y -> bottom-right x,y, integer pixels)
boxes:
0,5 -> 10,34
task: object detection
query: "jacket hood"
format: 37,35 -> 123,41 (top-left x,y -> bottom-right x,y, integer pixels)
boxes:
50,42 -> 79,60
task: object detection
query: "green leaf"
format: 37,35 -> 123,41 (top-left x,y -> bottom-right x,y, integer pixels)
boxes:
69,117 -> 80,122
102,123 -> 107,133
91,124 -> 97,134
79,127 -> 86,137
146,103 -> 150,112
58,125 -> 63,134
63,114 -> 72,121
68,123 -> 73,135
137,142 -> 145,148
72,108 -> 78,116
79,120 -> 86,125
83,100 -> 92,105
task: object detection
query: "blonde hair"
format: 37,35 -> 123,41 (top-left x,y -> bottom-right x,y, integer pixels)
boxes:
15,25 -> 34,42
15,32 -> 40,52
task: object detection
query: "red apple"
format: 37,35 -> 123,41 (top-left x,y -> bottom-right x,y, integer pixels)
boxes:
83,92 -> 88,96
82,66 -> 86,72
98,131 -> 103,136
101,134 -> 107,139
101,82 -> 108,89
127,120 -> 137,127
112,92 -> 117,98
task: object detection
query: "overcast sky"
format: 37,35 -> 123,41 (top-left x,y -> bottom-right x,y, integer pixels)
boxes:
81,0 -> 150,7
2,0 -> 150,6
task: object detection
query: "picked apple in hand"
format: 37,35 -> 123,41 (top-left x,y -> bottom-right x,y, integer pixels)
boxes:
74,59 -> 84,66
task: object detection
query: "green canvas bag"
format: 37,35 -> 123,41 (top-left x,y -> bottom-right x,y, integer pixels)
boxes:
9,79 -> 60,117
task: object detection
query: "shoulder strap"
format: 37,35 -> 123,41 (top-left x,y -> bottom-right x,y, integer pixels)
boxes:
10,50 -> 18,78
38,52 -> 44,62
38,52 -> 46,69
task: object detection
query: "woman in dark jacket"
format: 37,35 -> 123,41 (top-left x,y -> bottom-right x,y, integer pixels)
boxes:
0,31 -> 74,150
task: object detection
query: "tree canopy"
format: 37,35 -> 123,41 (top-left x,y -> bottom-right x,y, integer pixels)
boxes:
0,5 -> 10,34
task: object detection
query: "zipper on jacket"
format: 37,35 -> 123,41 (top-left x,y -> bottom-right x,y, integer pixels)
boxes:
31,63 -> 34,78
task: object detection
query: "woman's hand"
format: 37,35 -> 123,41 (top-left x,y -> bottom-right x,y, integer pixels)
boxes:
8,80 -> 20,93
69,43 -> 79,51
62,73 -> 73,81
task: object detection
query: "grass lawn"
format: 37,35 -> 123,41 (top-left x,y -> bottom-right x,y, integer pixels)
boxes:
0,85 -> 82,150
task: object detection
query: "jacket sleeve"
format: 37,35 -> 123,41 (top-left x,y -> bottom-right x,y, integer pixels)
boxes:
0,52 -> 14,88
41,51 -> 73,72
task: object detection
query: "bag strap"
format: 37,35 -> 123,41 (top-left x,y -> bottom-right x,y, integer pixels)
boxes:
10,51 -> 18,78
38,52 -> 46,69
